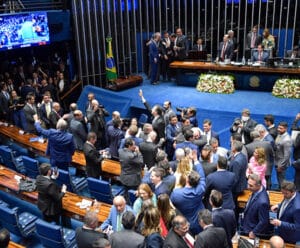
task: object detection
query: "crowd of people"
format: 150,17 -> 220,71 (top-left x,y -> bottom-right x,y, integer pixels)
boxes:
0,52 -> 300,247
146,25 -> 300,84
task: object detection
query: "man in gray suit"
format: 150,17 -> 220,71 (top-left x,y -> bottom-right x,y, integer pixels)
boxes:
69,110 -> 87,150
274,122 -> 292,189
109,211 -> 144,248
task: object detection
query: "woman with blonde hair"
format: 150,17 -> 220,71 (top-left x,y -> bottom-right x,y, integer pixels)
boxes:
142,206 -> 164,248
133,183 -> 157,214
174,156 -> 192,188
246,147 -> 267,187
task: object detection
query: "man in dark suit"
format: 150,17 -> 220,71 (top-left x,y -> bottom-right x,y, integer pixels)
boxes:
163,215 -> 195,248
0,83 -> 10,122
38,94 -> 52,129
228,140 -> 248,211
230,108 -> 257,145
264,114 -> 278,140
270,181 -> 300,244
205,156 -> 235,210
246,25 -> 262,50
192,37 -> 206,52
118,138 -> 144,191
175,129 -> 199,159
139,131 -> 159,169
274,122 -> 292,188
255,124 -> 275,149
139,89 -> 165,142
252,44 -> 269,63
195,209 -> 229,248
76,211 -> 108,248
150,167 -> 170,196
70,110 -> 87,151
209,190 -> 236,248
241,174 -> 271,239
106,118 -> 124,159
149,32 -> 161,85
83,132 -> 104,178
203,119 -> 220,145
174,28 -> 188,60
165,114 -> 182,160
218,34 -> 233,62
36,163 -> 67,224
245,130 -> 274,189
34,117 -> 75,170
23,93 -> 38,134
109,211 -> 144,248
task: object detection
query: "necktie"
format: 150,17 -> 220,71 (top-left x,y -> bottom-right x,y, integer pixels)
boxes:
251,33 -> 256,48
245,193 -> 256,210
279,200 -> 289,219
198,45 -> 201,51
221,43 -> 227,60
5,92 -> 9,100
258,52 -> 262,61
183,234 -> 194,248
116,213 -> 122,231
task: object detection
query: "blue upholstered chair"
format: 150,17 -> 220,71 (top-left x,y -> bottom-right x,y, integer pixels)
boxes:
0,145 -> 25,174
22,156 -> 40,179
0,205 -> 38,238
35,219 -> 77,248
56,169 -> 87,194
87,177 -> 125,204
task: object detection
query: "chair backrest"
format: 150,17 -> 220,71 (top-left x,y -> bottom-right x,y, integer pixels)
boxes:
35,219 -> 66,248
56,169 -> 73,192
22,156 -> 39,179
0,145 -> 17,171
0,205 -> 21,237
87,177 -> 113,204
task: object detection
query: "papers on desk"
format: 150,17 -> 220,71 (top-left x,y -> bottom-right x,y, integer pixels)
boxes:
29,137 -> 45,143
0,122 -> 9,126
76,199 -> 93,209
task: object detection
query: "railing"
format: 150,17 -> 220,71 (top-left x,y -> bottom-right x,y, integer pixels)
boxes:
0,0 -> 67,13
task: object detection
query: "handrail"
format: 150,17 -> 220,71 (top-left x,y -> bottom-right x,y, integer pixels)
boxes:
60,80 -> 82,101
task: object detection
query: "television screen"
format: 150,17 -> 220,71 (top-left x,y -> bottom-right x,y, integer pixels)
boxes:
0,11 -> 50,51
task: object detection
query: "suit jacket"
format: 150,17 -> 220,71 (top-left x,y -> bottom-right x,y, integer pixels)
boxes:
100,205 -> 134,232
246,32 -> 262,49
195,225 -> 229,248
171,163 -> 206,235
154,181 -> 170,196
38,102 -> 52,127
149,40 -> 160,63
23,103 -> 37,133
276,192 -> 300,244
192,44 -> 207,52
175,35 -> 188,60
205,170 -> 235,210
139,141 -> 158,168
48,110 -> 63,129
212,208 -> 236,248
242,187 -> 271,238
110,229 -> 144,248
163,228 -> 190,248
0,91 -> 10,119
218,41 -> 234,61
118,147 -> 144,187
252,50 -> 269,62
69,118 -> 87,150
144,232 -> 164,248
245,140 -> 274,175
36,175 -> 64,216
83,142 -> 103,178
228,152 -> 248,193
106,125 -> 124,158
35,122 -> 75,163
268,126 -> 278,140
274,132 -> 292,169
75,227 -> 107,248
143,101 -> 166,141
230,118 -> 257,145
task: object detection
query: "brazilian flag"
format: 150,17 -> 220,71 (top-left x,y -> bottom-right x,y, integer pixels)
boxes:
106,37 -> 117,82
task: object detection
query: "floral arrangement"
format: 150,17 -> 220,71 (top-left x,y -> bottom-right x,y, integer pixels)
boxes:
196,73 -> 235,94
272,78 -> 300,99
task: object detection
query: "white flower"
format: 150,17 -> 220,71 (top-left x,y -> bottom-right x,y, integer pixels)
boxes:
197,73 -> 235,94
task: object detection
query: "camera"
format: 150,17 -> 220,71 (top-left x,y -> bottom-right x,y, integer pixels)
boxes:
233,119 -> 241,126
176,107 -> 187,115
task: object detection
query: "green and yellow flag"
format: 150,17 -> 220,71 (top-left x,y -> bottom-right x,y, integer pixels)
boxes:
106,37 -> 117,82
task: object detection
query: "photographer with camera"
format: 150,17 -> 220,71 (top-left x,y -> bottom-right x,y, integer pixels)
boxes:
176,106 -> 198,128
230,108 -> 257,145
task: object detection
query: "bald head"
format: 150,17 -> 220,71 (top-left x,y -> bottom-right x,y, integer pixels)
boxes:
269,235 -> 284,248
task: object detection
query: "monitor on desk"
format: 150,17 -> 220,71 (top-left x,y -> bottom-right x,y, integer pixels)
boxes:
187,50 -> 207,61
267,57 -> 300,68
267,57 -> 282,67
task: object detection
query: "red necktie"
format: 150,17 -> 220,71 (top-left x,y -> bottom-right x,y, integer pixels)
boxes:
258,52 -> 262,61
183,236 -> 194,248
251,33 -> 256,48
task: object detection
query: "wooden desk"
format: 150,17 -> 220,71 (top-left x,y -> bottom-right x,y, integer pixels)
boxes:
232,236 -> 295,248
0,125 -> 121,176
0,166 -> 111,223
8,241 -> 25,248
169,61 -> 300,91
237,190 -> 284,208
